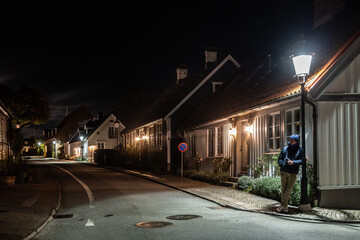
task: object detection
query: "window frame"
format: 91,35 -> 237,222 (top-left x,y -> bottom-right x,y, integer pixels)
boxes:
285,107 -> 301,142
267,112 -> 281,151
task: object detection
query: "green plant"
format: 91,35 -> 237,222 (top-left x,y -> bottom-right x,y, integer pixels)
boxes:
184,170 -> 229,185
212,156 -> 232,174
248,151 -> 280,178
193,152 -> 203,171
237,176 -> 253,191
250,176 -> 300,205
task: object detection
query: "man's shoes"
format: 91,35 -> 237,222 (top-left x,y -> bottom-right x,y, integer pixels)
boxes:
276,205 -> 288,213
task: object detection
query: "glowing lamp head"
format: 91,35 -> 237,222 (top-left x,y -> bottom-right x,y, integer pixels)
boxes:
229,128 -> 237,137
291,53 -> 314,84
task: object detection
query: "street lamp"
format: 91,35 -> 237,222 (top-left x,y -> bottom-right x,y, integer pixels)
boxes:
291,52 -> 314,212
114,119 -> 120,148
80,135 -> 84,161
53,140 -> 56,158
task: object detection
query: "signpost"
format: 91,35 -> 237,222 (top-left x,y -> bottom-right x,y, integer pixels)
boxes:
178,143 -> 188,178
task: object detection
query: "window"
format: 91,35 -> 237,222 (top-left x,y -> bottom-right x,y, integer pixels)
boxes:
155,123 -> 163,149
108,127 -> 116,138
285,108 -> 300,140
149,126 -> 154,149
97,142 -> 105,149
217,127 -> 223,155
189,133 -> 195,157
208,128 -> 215,157
268,113 -> 280,151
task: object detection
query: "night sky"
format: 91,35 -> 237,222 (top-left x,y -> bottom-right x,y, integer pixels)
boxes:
0,1 -> 313,138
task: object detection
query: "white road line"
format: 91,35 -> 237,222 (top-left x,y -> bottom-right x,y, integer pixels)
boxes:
53,165 -> 95,208
85,219 -> 95,227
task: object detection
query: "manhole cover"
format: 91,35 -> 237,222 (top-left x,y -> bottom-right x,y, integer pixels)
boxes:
53,214 -> 73,219
135,221 -> 173,228
166,214 -> 202,220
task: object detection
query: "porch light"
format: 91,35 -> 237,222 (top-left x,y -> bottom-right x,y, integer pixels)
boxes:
135,137 -> 140,141
15,121 -> 21,129
245,125 -> 253,134
80,135 -> 84,141
229,128 -> 236,137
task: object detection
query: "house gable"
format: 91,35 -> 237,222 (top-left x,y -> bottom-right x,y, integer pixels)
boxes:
165,55 -> 240,120
308,33 -> 360,100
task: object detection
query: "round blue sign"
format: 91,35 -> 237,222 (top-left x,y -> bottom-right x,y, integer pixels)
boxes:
178,142 -> 188,152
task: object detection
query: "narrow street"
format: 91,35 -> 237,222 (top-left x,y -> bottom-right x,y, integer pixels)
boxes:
30,162 -> 359,240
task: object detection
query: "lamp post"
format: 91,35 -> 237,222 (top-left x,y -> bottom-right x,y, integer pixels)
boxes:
80,135 -> 84,161
114,119 -> 120,148
291,53 -> 314,211
53,140 -> 56,158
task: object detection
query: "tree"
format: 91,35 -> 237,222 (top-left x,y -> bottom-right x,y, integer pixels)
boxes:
0,84 -> 50,129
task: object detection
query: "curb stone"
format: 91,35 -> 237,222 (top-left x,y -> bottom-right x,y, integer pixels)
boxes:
23,166 -> 62,240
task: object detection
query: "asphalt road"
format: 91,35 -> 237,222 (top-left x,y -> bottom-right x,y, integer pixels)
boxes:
33,163 -> 360,240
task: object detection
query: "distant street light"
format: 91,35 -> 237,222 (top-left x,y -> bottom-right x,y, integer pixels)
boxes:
114,119 -> 120,148
80,134 -> 84,161
53,140 -> 57,158
291,52 -> 314,212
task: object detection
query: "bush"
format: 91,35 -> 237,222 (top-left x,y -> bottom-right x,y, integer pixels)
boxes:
237,176 -> 253,191
251,177 -> 301,205
184,170 -> 229,185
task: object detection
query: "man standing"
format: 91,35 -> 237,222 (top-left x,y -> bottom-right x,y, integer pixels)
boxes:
277,134 -> 304,213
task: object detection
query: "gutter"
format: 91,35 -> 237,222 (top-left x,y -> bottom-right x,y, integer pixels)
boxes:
305,94 -> 319,200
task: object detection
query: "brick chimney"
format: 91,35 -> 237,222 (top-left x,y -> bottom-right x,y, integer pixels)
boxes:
176,64 -> 188,85
204,47 -> 217,70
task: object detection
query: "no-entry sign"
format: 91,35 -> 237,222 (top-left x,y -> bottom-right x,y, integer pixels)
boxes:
178,142 -> 188,152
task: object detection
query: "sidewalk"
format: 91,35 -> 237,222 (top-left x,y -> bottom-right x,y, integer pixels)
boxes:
102,165 -> 360,223
0,164 -> 60,240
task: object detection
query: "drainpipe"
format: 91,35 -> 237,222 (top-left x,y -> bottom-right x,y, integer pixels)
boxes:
305,96 -> 318,200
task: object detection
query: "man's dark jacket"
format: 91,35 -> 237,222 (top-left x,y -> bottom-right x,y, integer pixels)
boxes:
278,143 -> 304,175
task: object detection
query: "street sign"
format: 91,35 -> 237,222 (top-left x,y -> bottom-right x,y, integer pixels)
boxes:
178,142 -> 188,152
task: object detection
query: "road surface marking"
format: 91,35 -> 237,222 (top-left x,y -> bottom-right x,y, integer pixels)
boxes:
85,219 -> 95,227
53,165 -> 95,208
22,195 -> 39,206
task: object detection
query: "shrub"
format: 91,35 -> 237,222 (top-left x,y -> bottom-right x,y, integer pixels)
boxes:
184,170 -> 229,185
251,177 -> 301,205
237,176 -> 253,191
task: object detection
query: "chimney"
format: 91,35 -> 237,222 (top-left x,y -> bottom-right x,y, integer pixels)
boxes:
313,0 -> 345,29
204,47 -> 217,69
176,64 -> 188,84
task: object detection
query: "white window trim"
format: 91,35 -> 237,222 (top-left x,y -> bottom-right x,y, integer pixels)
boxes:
285,107 -> 301,143
268,112 -> 281,151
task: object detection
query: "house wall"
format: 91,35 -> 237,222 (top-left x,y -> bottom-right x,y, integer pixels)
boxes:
0,111 -> 9,162
247,102 -> 314,178
184,123 -> 232,173
316,53 -> 360,209
87,115 -> 125,162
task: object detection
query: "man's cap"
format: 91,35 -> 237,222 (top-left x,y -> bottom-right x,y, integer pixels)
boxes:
289,134 -> 300,142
